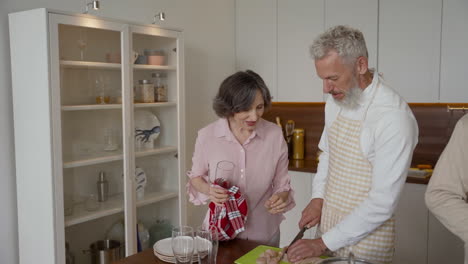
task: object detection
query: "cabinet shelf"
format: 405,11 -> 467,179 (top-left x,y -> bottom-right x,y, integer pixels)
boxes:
61,102 -> 177,111
132,64 -> 176,71
60,60 -> 121,70
65,190 -> 179,227
60,60 -> 177,71
63,146 -> 178,168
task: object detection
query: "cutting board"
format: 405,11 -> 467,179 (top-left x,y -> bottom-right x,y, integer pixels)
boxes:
234,245 -> 290,264
234,245 -> 329,264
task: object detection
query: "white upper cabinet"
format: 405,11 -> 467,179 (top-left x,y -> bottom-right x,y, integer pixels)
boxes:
439,0 -> 468,102
325,0 -> 378,69
378,0 -> 442,102
277,0 -> 324,102
236,0 -> 278,99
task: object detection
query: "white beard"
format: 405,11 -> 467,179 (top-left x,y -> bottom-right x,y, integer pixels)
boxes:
334,85 -> 363,110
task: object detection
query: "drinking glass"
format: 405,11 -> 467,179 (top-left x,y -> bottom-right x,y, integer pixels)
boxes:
172,226 -> 194,264
196,225 -> 219,264
77,28 -> 87,61
215,161 -> 235,180
208,225 -> 219,264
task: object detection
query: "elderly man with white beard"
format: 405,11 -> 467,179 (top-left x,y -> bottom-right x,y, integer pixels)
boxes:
287,25 -> 419,264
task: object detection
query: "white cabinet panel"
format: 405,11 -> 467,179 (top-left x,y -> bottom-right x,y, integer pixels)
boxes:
325,0 -> 378,69
379,0 -> 442,102
427,213 -> 465,264
280,172 -> 316,247
277,0 -> 324,102
394,183 -> 428,264
439,0 -> 468,102
236,0 -> 277,99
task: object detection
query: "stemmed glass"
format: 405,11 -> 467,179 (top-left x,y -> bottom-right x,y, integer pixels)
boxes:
77,28 -> 87,61
172,226 -> 194,264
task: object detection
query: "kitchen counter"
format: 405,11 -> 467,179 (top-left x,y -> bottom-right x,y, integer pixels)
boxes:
114,239 -> 261,264
288,158 -> 430,184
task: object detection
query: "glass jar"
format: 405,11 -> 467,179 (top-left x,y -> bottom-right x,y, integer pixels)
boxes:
152,73 -> 167,102
292,128 -> 305,160
138,79 -> 154,103
65,242 -> 75,264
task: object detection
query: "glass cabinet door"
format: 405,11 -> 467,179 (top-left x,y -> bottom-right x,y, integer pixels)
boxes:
50,14 -> 127,264
128,25 -> 183,254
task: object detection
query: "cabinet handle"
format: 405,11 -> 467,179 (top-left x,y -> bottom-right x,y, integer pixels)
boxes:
174,153 -> 178,159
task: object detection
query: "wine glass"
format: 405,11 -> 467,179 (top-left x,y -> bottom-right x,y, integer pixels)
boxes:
215,161 -> 235,180
77,28 -> 87,61
172,226 -> 194,264
194,225 -> 218,264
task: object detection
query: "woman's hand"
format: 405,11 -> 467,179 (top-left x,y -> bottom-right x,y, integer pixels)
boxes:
190,176 -> 228,206
264,191 -> 289,214
299,198 -> 323,228
209,184 -> 229,206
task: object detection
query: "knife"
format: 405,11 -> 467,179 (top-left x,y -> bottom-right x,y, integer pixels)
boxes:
282,226 -> 308,259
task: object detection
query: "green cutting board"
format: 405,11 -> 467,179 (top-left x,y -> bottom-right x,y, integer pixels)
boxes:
234,245 -> 290,264
234,245 -> 329,264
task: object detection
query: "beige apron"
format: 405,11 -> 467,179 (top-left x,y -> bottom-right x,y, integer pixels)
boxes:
320,82 -> 395,264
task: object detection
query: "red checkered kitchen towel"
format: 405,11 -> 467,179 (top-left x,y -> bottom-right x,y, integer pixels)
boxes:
208,178 -> 248,240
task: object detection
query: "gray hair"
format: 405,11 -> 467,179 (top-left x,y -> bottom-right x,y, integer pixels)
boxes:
310,25 -> 368,64
213,70 -> 272,118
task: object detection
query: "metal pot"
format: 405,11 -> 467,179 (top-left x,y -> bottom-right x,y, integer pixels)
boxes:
319,253 -> 379,264
83,239 -> 122,264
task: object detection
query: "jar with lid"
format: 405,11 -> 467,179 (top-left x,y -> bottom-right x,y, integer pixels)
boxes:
138,79 -> 154,103
152,73 -> 167,102
292,128 -> 305,160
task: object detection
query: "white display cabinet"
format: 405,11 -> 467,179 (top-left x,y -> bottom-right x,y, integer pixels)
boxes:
9,8 -> 185,264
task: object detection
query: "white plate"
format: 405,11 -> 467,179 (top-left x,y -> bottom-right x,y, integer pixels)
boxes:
153,238 -> 199,262
134,110 -> 160,148
154,238 -> 173,256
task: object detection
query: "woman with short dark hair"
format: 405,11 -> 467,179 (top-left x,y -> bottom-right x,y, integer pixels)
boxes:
187,70 -> 295,246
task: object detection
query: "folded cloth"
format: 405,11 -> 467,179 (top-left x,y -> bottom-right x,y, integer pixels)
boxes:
208,178 -> 248,240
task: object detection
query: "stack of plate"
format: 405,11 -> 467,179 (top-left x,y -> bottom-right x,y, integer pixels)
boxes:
153,238 -> 198,263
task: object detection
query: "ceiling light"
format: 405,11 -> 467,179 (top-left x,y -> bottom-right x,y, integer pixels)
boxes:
84,0 -> 100,14
153,12 -> 166,24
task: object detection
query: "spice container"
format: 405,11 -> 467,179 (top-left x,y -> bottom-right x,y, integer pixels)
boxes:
97,171 -> 109,202
152,73 -> 167,102
292,128 -> 305,160
138,79 -> 154,103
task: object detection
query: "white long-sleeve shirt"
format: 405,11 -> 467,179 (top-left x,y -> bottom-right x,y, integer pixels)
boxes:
312,73 -> 419,251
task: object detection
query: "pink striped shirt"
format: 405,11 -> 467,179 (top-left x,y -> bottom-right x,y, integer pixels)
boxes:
186,118 -> 295,244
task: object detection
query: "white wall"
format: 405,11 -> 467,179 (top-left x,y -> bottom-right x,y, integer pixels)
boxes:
0,1 -> 235,263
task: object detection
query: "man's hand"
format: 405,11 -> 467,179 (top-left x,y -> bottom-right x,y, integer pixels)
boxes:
287,238 -> 328,263
299,198 -> 324,228
264,191 -> 289,214
209,184 -> 229,206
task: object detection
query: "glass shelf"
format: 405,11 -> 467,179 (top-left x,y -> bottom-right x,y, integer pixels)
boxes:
63,146 -> 177,168
65,190 -> 179,227
61,102 -> 177,111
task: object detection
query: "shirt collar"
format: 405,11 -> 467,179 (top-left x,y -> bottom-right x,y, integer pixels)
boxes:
214,118 -> 265,142
357,70 -> 379,106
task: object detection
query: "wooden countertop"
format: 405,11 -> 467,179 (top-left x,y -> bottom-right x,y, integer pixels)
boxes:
288,159 -> 430,184
114,239 -> 261,264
